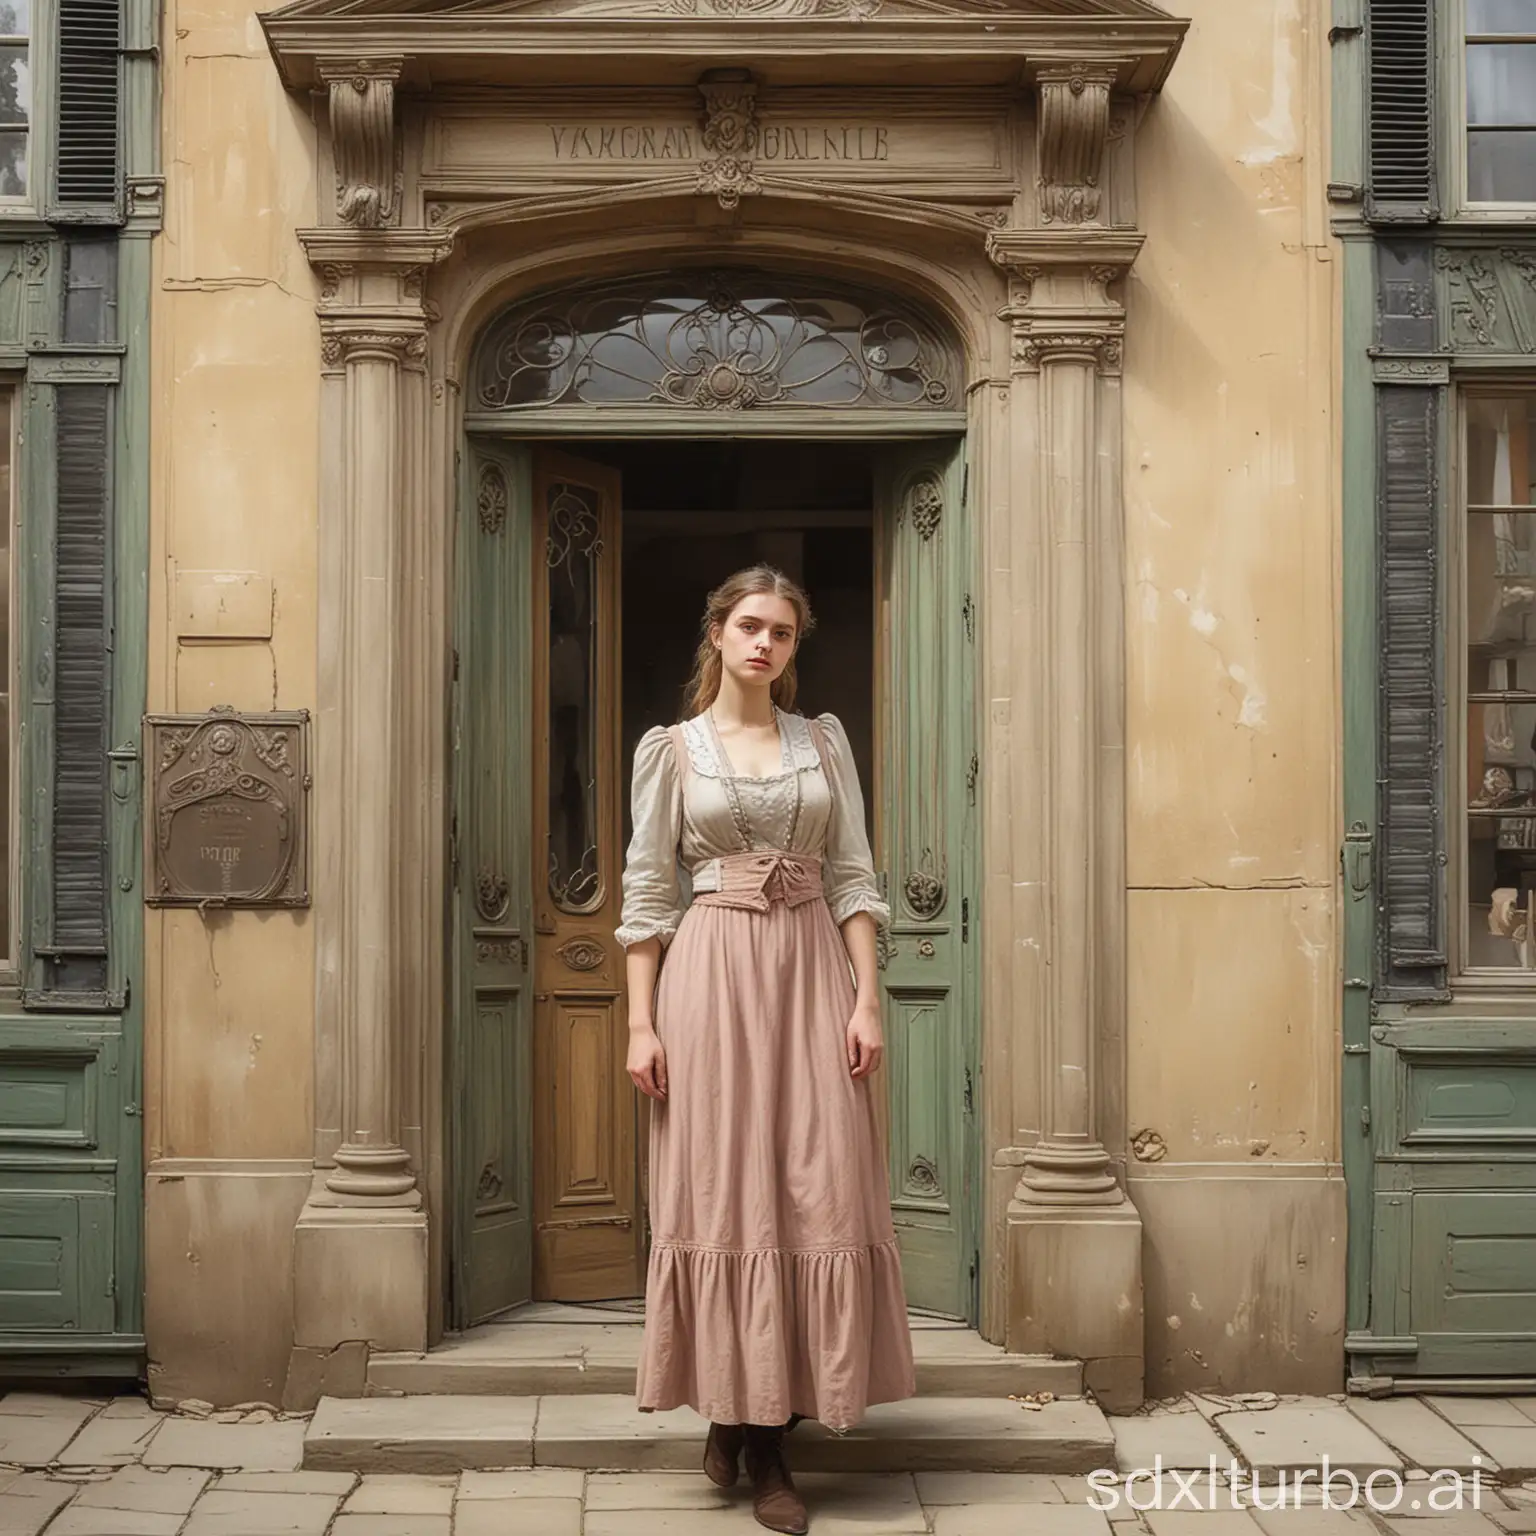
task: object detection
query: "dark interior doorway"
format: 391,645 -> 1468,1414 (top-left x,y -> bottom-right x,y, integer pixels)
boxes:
574,439 -> 879,844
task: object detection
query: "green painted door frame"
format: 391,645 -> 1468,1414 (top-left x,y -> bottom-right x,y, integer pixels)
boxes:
448,427 -> 983,1328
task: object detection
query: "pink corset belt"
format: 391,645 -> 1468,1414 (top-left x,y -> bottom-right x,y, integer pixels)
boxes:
691,851 -> 824,912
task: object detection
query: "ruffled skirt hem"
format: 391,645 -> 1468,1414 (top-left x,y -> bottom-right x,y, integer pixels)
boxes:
635,1234 -> 917,1431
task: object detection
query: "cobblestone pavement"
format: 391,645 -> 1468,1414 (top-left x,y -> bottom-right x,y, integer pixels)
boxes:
0,1389 -> 1533,1534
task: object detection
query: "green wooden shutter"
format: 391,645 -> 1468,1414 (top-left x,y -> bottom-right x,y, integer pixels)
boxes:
1376,385 -> 1446,1000
26,384 -> 117,1009
52,0 -> 123,221
1366,0 -> 1438,223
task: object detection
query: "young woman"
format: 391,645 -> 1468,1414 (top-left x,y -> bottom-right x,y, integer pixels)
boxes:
616,565 -> 917,1535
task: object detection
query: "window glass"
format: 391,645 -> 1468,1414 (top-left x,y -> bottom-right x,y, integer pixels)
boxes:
1467,5 -> 1536,201
1464,395 -> 1536,969
0,2 -> 27,199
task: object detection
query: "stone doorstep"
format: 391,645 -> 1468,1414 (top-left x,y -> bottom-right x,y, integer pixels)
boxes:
303,1394 -> 1114,1476
365,1326 -> 1083,1401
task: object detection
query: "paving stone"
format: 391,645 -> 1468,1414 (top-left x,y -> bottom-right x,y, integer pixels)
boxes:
916,1471 -> 1067,1505
1428,1404 -> 1536,1431
69,1466 -> 210,1514
143,1417 -> 306,1472
1112,1413 -> 1233,1472
453,1499 -> 583,1536
180,1489 -> 342,1535
457,1470 -> 584,1499
0,1474 -> 79,1535
1215,1407 -> 1402,1479
932,1506 -> 1117,1536
1489,1513 -> 1536,1534
796,1472 -> 927,1533
583,1471 -> 739,1511
45,1507 -> 182,1536
341,1475 -> 455,1514
57,1411 -> 164,1466
1383,1517 -> 1506,1536
96,1397 -> 162,1420
0,1401 -> 97,1465
215,1471 -> 358,1494
1145,1515 -> 1267,1536
1347,1400 -> 1494,1476
304,1396 -> 537,1474
583,1510 -> 763,1536
330,1518 -> 450,1535
1451,1430 -> 1536,1479
1248,1511 -> 1377,1536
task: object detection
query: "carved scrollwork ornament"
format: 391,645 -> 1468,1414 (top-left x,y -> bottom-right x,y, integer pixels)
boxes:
901,474 -> 944,542
318,57 -> 403,229
556,936 -> 607,972
905,868 -> 946,919
697,72 -> 761,211
1036,64 -> 1120,226
476,867 -> 511,924
477,464 -> 509,535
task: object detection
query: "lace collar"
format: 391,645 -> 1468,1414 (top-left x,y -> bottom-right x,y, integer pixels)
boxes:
680,709 -> 822,780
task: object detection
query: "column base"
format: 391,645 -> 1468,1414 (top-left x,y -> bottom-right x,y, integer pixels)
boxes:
287,1188 -> 428,1408
1004,1194 -> 1144,1413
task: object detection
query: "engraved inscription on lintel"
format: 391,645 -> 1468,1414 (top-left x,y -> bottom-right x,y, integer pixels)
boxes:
547,123 -> 891,163
146,706 -> 312,908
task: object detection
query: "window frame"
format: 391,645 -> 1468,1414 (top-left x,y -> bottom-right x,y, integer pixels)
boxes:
1448,376 -> 1536,985
1449,0 -> 1536,218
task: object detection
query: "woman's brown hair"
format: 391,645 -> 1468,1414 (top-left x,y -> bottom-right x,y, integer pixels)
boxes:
682,565 -> 817,719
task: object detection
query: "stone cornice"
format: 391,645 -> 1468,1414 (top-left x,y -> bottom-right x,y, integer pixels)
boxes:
261,16 -> 1186,94
299,228 -> 456,270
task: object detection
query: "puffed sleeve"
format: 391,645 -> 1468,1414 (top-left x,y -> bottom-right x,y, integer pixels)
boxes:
817,712 -> 892,929
615,726 -> 686,949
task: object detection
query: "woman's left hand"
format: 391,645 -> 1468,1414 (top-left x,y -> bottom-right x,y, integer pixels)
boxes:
846,1000 -> 884,1079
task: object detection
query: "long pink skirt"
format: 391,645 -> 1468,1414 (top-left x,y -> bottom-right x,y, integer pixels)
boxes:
635,890 -> 917,1431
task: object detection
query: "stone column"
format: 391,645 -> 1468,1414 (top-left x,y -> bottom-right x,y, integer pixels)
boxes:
284,234 -> 451,1408
324,318 -> 421,1199
990,233 -> 1145,1412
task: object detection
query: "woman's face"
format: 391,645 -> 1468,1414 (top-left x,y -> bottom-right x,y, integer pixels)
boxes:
713,592 -> 799,690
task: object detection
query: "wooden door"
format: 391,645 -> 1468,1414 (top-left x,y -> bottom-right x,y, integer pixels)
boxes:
451,440 -> 537,1327
530,451 -> 641,1301
876,439 -> 978,1320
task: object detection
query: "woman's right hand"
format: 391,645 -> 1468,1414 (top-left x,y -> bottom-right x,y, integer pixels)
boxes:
627,1026 -> 668,1102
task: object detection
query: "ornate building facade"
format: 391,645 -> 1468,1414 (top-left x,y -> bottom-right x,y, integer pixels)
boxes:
133,0 -> 1347,1409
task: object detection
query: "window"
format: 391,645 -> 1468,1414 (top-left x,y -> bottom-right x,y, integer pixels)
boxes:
1461,392 -> 1536,970
1466,0 -> 1536,202
0,1 -> 27,198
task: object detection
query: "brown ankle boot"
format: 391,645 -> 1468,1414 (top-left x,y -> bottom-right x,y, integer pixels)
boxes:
703,1421 -> 745,1488
744,1423 -> 808,1535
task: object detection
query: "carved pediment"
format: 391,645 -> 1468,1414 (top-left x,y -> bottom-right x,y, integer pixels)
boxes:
266,0 -> 1178,19
262,0 -> 1187,93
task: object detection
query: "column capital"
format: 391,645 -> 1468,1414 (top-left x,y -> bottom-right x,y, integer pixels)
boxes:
319,315 -> 430,371
1010,323 -> 1123,376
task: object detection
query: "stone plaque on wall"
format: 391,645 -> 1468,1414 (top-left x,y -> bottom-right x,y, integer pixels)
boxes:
145,707 -> 311,908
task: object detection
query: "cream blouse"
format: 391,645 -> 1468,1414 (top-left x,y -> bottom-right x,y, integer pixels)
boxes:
615,709 -> 891,950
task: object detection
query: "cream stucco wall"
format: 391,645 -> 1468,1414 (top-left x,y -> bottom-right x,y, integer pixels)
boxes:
1124,0 -> 1344,1393
145,0 -> 323,1406
142,0 -> 1342,1405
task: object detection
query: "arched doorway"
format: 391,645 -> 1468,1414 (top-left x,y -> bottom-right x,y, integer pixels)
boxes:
449,266 -> 982,1327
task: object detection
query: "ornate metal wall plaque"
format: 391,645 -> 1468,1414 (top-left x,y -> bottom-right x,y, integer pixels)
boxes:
145,707 -> 311,908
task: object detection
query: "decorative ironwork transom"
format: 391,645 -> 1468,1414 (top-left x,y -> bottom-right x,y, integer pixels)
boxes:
473,270 -> 960,414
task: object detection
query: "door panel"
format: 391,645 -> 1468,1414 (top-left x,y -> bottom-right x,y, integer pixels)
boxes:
452,441 -> 536,1328
876,440 -> 976,1320
530,452 -> 640,1301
